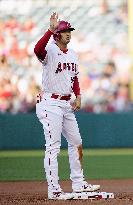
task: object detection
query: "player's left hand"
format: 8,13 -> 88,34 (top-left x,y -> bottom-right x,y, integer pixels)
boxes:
72,95 -> 81,111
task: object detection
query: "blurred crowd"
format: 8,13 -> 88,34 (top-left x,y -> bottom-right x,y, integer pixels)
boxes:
0,0 -> 133,113
0,15 -> 41,113
76,0 -> 132,112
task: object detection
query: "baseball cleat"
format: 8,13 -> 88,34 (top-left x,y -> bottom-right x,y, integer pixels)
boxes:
73,181 -> 100,193
82,184 -> 100,192
48,191 -> 74,200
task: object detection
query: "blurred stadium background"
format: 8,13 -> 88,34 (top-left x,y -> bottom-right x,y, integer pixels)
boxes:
0,0 -> 133,181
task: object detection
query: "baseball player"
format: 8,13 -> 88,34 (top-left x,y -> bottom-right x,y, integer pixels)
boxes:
34,12 -> 100,200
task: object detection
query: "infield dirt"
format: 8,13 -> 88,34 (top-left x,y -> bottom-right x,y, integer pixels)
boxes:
0,179 -> 133,205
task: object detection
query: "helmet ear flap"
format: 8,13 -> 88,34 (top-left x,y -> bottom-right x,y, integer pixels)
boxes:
53,32 -> 61,41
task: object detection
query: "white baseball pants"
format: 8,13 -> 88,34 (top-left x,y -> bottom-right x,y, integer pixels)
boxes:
36,93 -> 84,193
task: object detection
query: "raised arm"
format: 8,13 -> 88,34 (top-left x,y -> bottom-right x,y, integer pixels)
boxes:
34,12 -> 58,61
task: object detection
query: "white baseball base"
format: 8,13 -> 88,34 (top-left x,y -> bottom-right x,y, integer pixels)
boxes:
73,192 -> 114,200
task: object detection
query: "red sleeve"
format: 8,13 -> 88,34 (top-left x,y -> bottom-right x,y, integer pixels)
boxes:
73,76 -> 81,97
34,29 -> 53,61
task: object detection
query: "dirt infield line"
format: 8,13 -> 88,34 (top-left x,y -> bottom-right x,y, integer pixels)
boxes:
0,179 -> 133,205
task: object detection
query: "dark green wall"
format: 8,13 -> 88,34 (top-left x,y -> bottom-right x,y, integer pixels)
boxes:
0,112 -> 133,149
76,112 -> 133,148
0,113 -> 44,149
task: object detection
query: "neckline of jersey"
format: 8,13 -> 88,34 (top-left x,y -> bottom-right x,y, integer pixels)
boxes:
55,43 -> 68,54
61,48 -> 68,54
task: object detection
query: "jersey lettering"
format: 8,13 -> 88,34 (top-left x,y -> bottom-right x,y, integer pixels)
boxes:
71,76 -> 76,83
55,62 -> 77,74
55,62 -> 62,73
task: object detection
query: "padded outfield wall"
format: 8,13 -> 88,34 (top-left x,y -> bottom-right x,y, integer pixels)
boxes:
0,112 -> 133,149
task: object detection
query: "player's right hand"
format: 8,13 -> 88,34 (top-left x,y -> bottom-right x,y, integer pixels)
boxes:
49,12 -> 58,32
71,95 -> 81,112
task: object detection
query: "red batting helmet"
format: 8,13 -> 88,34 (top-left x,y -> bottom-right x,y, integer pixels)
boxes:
53,20 -> 75,41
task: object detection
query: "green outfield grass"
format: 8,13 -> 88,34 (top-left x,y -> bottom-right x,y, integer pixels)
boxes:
0,149 -> 133,181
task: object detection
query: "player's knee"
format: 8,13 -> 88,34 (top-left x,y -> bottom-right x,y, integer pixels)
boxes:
74,136 -> 82,146
46,141 -> 61,152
